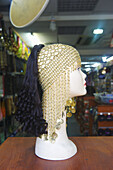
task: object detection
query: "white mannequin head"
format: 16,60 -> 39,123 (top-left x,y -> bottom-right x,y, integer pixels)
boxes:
70,68 -> 87,98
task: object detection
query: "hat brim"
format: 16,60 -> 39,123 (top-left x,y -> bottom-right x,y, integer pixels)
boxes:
10,0 -> 49,28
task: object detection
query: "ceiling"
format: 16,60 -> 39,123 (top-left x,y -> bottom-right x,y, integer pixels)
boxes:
1,0 -> 113,72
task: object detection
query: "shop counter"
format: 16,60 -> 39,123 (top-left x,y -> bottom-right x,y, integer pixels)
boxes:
0,137 -> 113,170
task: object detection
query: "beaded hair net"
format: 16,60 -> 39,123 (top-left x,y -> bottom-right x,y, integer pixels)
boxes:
38,44 -> 81,142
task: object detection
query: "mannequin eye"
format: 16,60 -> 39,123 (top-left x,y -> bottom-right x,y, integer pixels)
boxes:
77,67 -> 80,70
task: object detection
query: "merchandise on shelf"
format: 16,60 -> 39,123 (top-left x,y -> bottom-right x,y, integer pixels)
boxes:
0,20 -> 30,144
97,105 -> 113,136
76,96 -> 97,136
0,19 -> 31,63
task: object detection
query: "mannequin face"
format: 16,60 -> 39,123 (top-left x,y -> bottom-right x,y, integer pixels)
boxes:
70,68 -> 87,98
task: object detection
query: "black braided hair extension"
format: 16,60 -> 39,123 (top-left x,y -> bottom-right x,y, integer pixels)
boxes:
15,45 -> 48,136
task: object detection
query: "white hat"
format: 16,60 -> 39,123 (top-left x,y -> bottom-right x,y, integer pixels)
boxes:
10,0 -> 49,28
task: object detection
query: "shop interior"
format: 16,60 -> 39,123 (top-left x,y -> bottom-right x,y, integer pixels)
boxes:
1,0 -> 113,144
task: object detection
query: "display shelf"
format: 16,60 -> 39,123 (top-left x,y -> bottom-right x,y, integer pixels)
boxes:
97,105 -> 113,136
98,121 -> 113,127
97,105 -> 113,112
0,21 -> 27,143
76,96 -> 97,136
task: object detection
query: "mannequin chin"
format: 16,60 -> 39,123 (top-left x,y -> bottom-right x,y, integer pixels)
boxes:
70,69 -> 87,98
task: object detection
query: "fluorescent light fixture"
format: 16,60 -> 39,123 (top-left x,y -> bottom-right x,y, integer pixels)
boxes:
106,56 -> 113,62
50,21 -> 56,31
0,28 -> 2,31
85,65 -> 91,68
81,62 -> 96,65
93,28 -> 103,35
102,56 -> 107,62
81,62 -> 89,64
102,70 -> 106,74
85,68 -> 91,72
50,17 -> 56,31
92,63 -> 100,67
19,32 -> 43,47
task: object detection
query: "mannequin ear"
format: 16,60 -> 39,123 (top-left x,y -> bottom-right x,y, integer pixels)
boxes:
15,45 -> 48,136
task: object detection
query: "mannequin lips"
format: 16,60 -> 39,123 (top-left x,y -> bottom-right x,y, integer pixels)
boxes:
84,82 -> 86,86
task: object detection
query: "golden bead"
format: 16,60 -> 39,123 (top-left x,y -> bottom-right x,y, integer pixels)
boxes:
41,134 -> 48,141
56,123 -> 61,130
62,46 -> 65,48
46,60 -> 49,64
50,56 -> 54,59
70,107 -> 76,113
66,99 -> 72,106
52,132 -> 58,139
55,52 -> 58,55
58,118 -> 64,124
71,101 -> 76,107
42,65 -> 45,68
45,51 -> 48,54
66,112 -> 72,118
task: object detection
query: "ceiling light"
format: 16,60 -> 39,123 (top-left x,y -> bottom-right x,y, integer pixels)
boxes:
92,63 -> 100,67
19,33 -> 43,47
85,65 -> 91,68
106,56 -> 113,62
85,68 -> 91,72
102,56 -> 107,62
102,70 -> 106,74
50,17 -> 56,31
81,62 -> 89,64
81,62 -> 96,65
0,28 -> 2,31
93,28 -> 103,35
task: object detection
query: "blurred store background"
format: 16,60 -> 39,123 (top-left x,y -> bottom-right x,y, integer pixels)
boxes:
1,0 -> 113,144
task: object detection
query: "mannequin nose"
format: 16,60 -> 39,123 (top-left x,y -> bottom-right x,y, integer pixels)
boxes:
81,70 -> 87,79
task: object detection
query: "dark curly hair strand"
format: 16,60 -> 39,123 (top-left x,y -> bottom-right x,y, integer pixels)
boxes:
15,45 -> 48,136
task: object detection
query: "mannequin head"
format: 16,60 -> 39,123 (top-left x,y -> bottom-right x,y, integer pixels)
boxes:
15,44 -> 86,142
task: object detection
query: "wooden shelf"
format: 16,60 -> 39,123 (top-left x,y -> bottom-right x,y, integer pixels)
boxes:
97,105 -> 113,129
98,121 -> 113,127
98,105 -> 113,112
